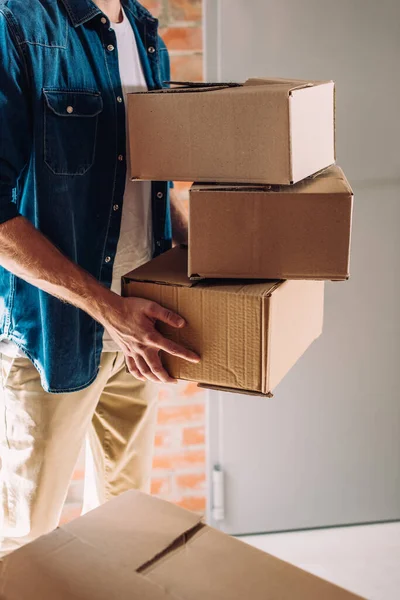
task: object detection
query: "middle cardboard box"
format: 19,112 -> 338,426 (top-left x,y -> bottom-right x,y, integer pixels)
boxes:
123,246 -> 324,397
189,165 -> 353,281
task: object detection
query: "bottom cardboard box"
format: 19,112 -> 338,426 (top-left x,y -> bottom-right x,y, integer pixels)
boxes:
0,491 -> 364,599
123,246 -> 324,396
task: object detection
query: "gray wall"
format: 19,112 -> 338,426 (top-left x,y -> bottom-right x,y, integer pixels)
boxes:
205,0 -> 400,535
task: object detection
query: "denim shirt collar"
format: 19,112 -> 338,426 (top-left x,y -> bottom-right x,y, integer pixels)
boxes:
59,0 -> 153,27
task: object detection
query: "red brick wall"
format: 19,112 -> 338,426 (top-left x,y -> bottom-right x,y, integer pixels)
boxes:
151,381 -> 207,512
61,0 -> 205,525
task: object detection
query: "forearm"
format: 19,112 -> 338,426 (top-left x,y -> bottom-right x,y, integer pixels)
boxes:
169,188 -> 188,245
0,216 -> 118,327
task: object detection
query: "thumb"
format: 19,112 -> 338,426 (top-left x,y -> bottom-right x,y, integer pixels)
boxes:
147,302 -> 186,329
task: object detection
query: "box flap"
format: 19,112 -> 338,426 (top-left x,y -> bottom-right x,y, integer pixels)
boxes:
191,183 -> 273,193
134,82 -> 243,95
124,245 -> 194,287
143,523 -> 365,600
289,82 -> 335,183
303,165 -> 353,194
196,279 -> 280,298
191,165 -> 352,196
244,77 -> 329,93
266,281 -> 324,393
198,383 -> 274,398
125,247 -> 281,298
0,491 -> 365,600
0,527 -> 178,600
63,490 -> 203,571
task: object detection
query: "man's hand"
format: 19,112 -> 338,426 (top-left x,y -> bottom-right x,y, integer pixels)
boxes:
104,296 -> 200,384
0,217 -> 199,385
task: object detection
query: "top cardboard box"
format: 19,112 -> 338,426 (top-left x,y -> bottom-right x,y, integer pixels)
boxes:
128,78 -> 336,185
0,490 -> 365,599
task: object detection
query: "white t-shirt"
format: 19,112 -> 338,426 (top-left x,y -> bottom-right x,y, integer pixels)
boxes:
102,9 -> 153,351
0,9 -> 152,357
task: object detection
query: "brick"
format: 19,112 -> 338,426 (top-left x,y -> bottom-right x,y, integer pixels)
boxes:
170,0 -> 202,22
157,387 -> 173,402
182,381 -> 203,398
157,403 -> 204,425
154,430 -> 168,448
157,380 -> 191,402
141,0 -> 162,17
71,468 -> 85,481
182,425 -> 205,447
151,476 -> 171,496
154,427 -> 180,450
152,449 -> 205,470
160,26 -> 202,51
170,53 -> 203,82
175,496 -> 206,513
176,473 -> 206,492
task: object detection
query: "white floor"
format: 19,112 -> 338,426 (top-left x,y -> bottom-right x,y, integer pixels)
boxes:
241,522 -> 400,600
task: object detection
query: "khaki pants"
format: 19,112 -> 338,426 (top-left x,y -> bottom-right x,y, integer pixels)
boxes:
0,352 -> 158,557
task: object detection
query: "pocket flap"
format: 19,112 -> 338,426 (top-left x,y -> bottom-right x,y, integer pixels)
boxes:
43,89 -> 103,117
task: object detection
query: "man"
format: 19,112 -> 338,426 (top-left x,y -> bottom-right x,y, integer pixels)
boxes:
0,0 -> 199,556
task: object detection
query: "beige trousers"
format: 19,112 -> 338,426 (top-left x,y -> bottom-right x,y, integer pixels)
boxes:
0,352 -> 158,557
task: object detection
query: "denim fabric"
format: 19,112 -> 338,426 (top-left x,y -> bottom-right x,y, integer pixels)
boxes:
0,0 -> 172,392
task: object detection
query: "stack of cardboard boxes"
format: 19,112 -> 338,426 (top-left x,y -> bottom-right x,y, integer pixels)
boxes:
0,80 -> 361,600
123,78 -> 353,397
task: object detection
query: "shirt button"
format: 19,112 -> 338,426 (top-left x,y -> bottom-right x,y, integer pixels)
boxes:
148,46 -> 156,54
101,17 -> 107,24
105,256 -> 112,263
117,96 -> 123,103
113,204 -> 119,211
107,44 -> 115,52
156,241 -> 161,247
66,106 -> 74,114
157,192 -> 164,199
118,154 -> 124,162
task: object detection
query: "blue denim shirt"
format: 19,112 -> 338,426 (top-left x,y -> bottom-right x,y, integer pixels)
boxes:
0,0 -> 172,392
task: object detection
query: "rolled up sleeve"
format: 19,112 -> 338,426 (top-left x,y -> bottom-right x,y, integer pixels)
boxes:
0,10 -> 32,225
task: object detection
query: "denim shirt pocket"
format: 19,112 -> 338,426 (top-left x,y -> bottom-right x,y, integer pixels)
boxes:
43,89 -> 103,176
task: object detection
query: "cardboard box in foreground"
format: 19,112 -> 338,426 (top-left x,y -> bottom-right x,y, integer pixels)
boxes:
0,491 -> 365,600
128,77 -> 335,185
123,246 -> 324,396
189,165 -> 353,281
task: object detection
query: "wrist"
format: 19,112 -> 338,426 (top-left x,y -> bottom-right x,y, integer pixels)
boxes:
84,282 -> 123,328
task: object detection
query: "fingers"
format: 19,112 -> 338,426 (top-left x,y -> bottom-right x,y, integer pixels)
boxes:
125,352 -> 178,384
146,333 -> 200,363
144,348 -> 178,384
134,355 -> 161,383
125,355 -> 146,382
146,302 -> 186,329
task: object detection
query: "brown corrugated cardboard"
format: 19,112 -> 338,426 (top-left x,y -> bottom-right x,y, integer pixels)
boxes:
189,165 -> 353,281
122,246 -> 324,396
0,491 -> 365,600
128,78 -> 335,185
